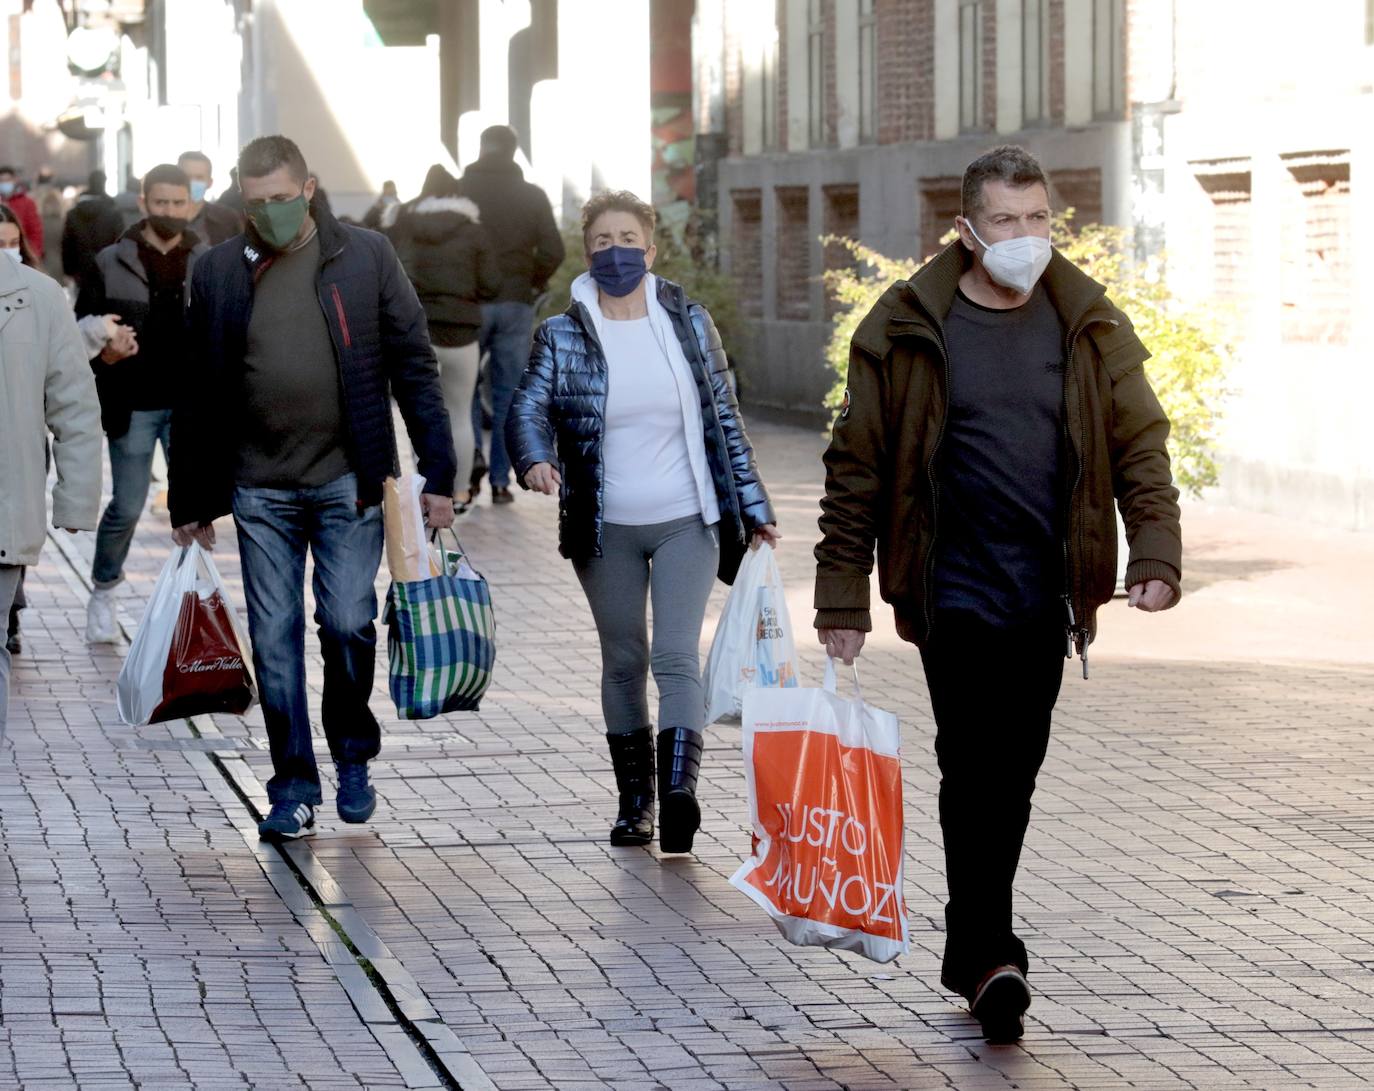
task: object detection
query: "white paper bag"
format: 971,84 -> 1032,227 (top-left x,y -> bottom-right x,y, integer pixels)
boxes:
702,545 -> 800,724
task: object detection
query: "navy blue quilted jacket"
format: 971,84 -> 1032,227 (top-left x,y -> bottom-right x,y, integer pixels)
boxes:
168,202 -> 456,529
506,275 -> 774,575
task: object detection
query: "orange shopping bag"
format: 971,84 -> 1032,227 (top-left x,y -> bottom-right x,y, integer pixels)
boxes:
731,659 -> 908,962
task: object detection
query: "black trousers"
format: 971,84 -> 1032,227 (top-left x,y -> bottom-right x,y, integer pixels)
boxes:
920,607 -> 1065,999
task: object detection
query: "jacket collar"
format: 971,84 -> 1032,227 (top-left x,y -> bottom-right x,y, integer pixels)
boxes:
463,155 -> 522,178
890,241 -> 1114,341
240,197 -> 344,275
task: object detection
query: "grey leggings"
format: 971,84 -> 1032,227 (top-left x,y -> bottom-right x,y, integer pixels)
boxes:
574,516 -> 719,735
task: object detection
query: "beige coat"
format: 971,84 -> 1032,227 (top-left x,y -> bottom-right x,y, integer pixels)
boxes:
0,259 -> 102,567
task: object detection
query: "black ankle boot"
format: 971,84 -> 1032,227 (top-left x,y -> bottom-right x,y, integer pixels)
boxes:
657,727 -> 703,854
607,727 -> 655,846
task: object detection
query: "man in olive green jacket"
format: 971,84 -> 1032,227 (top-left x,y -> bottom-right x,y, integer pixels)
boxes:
814,146 -> 1181,1042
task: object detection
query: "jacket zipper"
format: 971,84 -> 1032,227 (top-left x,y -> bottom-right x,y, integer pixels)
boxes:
330,283 -> 352,348
673,287 -> 743,540
920,327 -> 952,644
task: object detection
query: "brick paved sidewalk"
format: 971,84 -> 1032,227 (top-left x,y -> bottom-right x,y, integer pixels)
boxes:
5,419 -> 1374,1089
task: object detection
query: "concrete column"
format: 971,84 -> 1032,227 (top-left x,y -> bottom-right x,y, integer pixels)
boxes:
834,0 -> 859,149
784,0 -> 810,150
933,0 -> 959,140
1062,0 -> 1092,127
995,0 -> 1023,134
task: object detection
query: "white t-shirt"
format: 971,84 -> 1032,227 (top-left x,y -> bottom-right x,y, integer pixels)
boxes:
600,315 -> 705,526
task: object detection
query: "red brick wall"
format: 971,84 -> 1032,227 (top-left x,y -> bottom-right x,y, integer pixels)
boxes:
920,177 -> 963,257
823,0 -> 838,147
1050,167 -> 1103,226
875,0 -> 934,144
823,184 -> 860,316
980,0 -> 997,131
1049,0 -> 1065,123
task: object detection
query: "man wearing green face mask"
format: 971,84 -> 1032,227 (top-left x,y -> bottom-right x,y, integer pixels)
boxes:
169,135 -> 458,843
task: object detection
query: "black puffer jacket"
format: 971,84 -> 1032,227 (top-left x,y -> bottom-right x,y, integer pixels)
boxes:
169,201 -> 456,529
388,195 -> 499,347
506,275 -> 774,582
454,156 -> 564,303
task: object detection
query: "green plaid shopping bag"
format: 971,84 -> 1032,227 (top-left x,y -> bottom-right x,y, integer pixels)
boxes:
385,531 -> 496,718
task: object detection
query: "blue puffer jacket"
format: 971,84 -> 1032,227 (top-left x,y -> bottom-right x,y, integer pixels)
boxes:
506,275 -> 774,578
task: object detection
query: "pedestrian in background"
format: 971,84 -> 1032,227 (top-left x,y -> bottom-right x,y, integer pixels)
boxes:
77,163 -> 207,645
508,190 -> 777,855
0,209 -> 102,736
178,151 -> 244,245
456,125 -> 564,505
33,166 -> 66,280
62,171 -> 125,289
362,180 -> 399,230
0,166 -> 44,259
389,164 -> 499,514
170,135 -> 457,843
815,145 -> 1181,1042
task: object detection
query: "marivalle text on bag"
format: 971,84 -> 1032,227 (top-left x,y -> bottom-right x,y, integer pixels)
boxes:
731,660 -> 909,963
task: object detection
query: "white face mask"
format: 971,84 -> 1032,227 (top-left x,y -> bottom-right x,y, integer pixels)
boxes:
965,222 -> 1052,295
1,246 -> 21,264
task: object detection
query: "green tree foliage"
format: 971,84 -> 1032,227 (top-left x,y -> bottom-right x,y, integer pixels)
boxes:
820,218 -> 1229,496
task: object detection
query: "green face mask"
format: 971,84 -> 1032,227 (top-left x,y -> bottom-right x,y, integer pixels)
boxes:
247,193 -> 308,250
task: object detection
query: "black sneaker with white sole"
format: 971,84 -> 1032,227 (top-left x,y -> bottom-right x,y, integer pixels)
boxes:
970,964 -> 1031,1043
258,801 -> 316,841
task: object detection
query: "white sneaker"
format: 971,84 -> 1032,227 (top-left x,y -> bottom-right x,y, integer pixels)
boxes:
86,588 -> 119,643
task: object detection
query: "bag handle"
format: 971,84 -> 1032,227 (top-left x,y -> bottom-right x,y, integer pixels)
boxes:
823,656 -> 865,703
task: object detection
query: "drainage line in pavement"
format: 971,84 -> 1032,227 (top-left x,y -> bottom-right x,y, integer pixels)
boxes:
206,753 -> 459,1091
46,529 -> 464,1091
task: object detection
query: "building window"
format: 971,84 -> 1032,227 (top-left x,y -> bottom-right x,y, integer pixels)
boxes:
920,177 -> 964,258
808,0 -> 826,146
1191,160 -> 1253,311
1092,0 -> 1124,118
823,184 -> 860,317
1023,0 -> 1049,125
1280,151 -> 1352,345
776,187 -> 812,320
858,0 -> 877,143
731,190 -> 764,319
959,0 -> 982,131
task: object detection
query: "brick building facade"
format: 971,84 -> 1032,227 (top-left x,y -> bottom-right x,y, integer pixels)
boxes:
696,0 -> 1132,416
695,0 -> 1374,527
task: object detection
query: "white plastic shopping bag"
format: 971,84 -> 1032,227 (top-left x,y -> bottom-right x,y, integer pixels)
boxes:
731,660 -> 909,963
702,545 -> 800,724
116,543 -> 256,726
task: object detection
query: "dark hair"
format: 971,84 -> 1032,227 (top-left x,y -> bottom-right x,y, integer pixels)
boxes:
420,163 -> 457,199
961,145 -> 1051,218
177,150 -> 212,172
0,204 -> 38,267
142,163 -> 190,195
88,170 -> 107,193
237,135 -> 309,183
0,166 -> 17,178
580,190 -> 657,252
478,125 -> 519,160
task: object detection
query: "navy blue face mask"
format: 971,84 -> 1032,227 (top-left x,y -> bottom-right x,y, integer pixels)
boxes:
589,245 -> 648,297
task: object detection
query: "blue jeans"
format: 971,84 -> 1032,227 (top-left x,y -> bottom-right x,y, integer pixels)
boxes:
92,409 -> 172,588
232,473 -> 385,806
471,301 -> 535,487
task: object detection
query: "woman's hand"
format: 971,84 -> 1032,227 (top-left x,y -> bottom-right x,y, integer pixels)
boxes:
750,523 -> 781,551
524,462 -> 561,495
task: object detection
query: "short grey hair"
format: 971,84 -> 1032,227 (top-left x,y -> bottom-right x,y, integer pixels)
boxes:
961,145 -> 1050,218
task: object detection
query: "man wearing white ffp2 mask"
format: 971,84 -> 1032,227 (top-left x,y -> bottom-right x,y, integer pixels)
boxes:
816,144 -> 1181,1044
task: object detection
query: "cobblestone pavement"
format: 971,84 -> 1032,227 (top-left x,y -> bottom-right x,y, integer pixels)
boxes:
4,418 -> 1374,1089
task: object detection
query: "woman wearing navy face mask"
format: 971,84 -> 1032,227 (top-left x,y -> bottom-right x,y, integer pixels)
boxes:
508,190 -> 778,855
